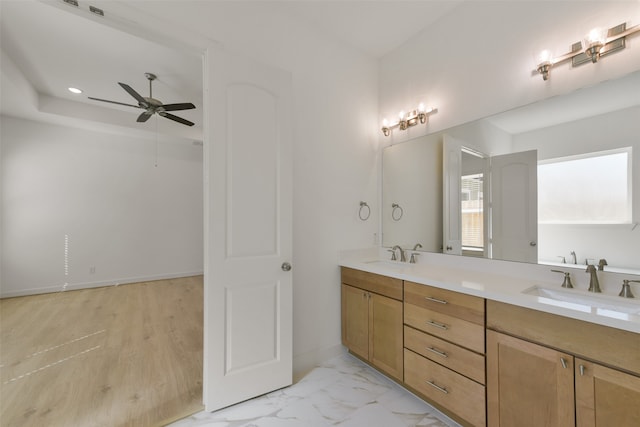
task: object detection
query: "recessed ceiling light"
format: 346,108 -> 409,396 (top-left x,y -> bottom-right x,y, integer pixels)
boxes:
68,87 -> 83,94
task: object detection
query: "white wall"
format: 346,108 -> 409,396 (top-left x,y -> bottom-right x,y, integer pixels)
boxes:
0,116 -> 203,297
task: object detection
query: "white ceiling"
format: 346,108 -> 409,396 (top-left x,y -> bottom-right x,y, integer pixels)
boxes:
0,0 -> 463,140
0,0 -> 205,140
1,0 -> 636,139
268,0 -> 461,58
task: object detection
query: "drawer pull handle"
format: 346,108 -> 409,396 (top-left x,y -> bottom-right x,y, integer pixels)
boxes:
425,296 -> 448,304
426,380 -> 449,394
427,320 -> 448,330
579,364 -> 585,376
427,347 -> 448,358
560,357 -> 568,369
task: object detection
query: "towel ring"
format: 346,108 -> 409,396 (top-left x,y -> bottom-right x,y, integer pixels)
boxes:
358,201 -> 371,221
391,203 -> 403,221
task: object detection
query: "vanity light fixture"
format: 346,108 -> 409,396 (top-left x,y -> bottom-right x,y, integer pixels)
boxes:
535,22 -> 640,81
381,103 -> 437,136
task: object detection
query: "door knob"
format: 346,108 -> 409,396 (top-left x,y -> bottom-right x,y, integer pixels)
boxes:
530,241 -> 537,247
281,262 -> 292,271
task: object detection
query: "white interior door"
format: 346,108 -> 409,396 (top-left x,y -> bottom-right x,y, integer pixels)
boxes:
203,46 -> 293,411
490,150 -> 537,263
443,134 -> 462,255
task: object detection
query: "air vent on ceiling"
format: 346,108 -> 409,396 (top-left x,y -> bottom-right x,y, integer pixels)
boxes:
89,5 -> 104,17
63,0 -> 79,7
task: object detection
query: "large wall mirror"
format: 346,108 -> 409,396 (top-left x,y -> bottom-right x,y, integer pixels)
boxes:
382,70 -> 640,275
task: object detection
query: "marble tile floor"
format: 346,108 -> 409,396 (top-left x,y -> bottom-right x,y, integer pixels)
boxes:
169,353 -> 460,427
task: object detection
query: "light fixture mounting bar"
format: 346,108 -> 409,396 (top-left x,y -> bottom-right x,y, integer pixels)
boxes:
573,23 -> 628,67
381,106 -> 438,136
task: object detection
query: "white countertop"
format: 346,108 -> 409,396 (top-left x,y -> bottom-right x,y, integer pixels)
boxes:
339,253 -> 640,334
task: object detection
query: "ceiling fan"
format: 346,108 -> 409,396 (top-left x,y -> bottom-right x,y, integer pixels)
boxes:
88,73 -> 196,127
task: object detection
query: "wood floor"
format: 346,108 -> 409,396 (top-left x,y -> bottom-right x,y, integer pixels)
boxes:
0,276 -> 204,427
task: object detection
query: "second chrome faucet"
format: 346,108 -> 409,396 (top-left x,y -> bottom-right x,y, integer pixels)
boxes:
585,264 -> 602,293
390,245 -> 406,262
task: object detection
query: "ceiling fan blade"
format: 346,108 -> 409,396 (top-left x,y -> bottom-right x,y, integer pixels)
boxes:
118,82 -> 148,107
159,112 -> 195,127
160,102 -> 196,112
137,111 -> 153,123
88,97 -> 141,109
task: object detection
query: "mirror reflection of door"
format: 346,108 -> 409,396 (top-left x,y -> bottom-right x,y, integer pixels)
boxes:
443,135 -> 463,255
444,136 -> 537,263
490,150 -> 538,263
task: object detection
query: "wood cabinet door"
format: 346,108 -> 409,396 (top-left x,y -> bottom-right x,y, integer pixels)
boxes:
487,330 -> 575,427
575,358 -> 640,427
341,284 -> 369,360
370,293 -> 403,381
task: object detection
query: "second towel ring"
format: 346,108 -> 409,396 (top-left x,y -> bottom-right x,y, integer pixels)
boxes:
391,203 -> 403,221
358,201 -> 371,221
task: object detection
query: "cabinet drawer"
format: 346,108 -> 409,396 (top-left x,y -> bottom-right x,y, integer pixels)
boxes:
341,267 -> 403,300
405,303 -> 485,354
404,281 -> 484,325
404,325 -> 485,384
405,349 -> 486,427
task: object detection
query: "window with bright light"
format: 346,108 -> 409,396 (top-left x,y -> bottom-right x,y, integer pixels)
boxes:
538,148 -> 632,224
461,173 -> 484,249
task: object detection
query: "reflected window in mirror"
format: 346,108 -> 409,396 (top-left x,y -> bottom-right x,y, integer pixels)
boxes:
539,147 -> 632,224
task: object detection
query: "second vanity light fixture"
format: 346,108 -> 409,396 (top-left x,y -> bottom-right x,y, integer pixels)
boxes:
381,103 -> 438,136
535,22 -> 640,81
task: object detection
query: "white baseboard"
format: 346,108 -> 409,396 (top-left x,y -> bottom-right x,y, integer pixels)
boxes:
0,271 -> 204,299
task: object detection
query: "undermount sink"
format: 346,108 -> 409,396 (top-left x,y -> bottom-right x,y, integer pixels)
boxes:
523,286 -> 640,315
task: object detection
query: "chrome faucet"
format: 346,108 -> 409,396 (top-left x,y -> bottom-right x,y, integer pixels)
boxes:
570,251 -> 577,264
619,279 -> 640,298
551,270 -> 573,288
598,259 -> 608,271
409,243 -> 422,263
392,245 -> 406,262
585,264 -> 601,293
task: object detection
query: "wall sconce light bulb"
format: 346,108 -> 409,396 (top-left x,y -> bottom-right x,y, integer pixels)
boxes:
381,118 -> 390,136
587,27 -> 607,45
418,102 -> 425,112
537,49 -> 553,64
398,110 -> 405,119
584,27 -> 607,63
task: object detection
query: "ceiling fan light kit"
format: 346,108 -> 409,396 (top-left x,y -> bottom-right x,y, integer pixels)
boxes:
88,72 -> 196,126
